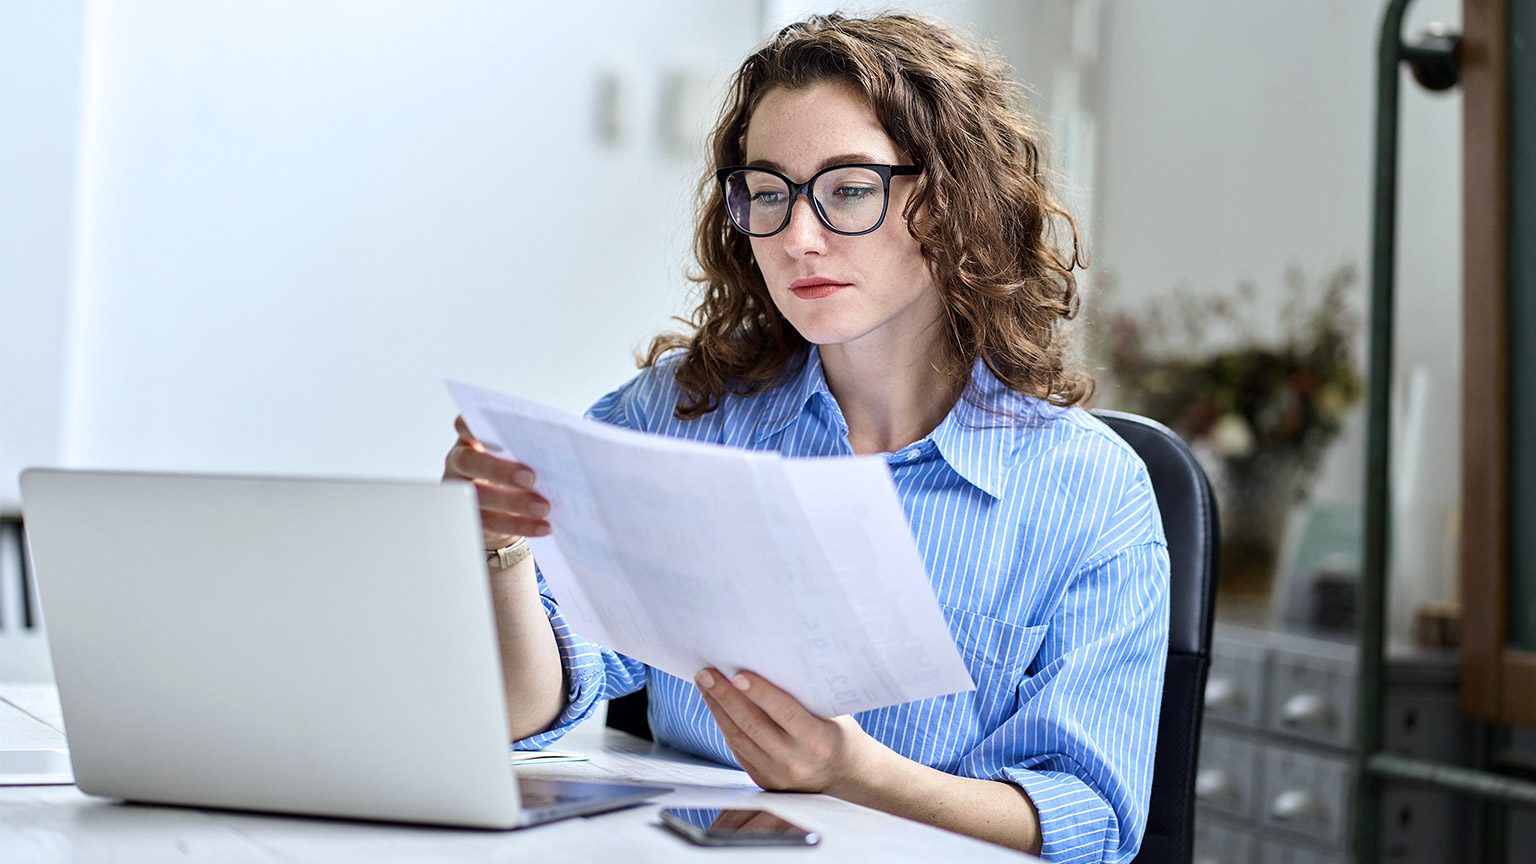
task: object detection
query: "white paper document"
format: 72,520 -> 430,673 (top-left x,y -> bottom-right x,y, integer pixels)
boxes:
446,381 -> 975,717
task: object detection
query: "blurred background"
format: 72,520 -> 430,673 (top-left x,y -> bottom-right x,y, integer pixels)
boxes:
0,0 -> 1464,630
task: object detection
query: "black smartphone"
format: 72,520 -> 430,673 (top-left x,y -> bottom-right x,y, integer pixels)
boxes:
659,806 -> 820,846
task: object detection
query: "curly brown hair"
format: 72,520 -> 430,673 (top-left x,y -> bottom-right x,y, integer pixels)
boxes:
643,12 -> 1092,419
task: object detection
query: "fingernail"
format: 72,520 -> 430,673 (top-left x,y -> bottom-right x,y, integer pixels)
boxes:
695,670 -> 715,689
731,674 -> 750,692
513,470 -> 534,487
530,501 -> 549,518
531,524 -> 551,537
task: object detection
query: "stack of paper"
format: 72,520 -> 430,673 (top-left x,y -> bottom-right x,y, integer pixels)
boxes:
447,382 -> 974,718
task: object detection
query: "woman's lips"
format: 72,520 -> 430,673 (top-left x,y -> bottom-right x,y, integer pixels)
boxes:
789,278 -> 850,300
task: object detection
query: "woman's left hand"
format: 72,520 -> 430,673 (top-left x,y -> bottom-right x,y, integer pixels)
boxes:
695,666 -> 1042,854
693,667 -> 875,795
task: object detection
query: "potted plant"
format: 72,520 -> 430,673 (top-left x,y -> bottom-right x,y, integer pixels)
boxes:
1090,264 -> 1365,594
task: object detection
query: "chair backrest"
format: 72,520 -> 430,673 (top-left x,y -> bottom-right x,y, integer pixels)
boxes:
604,684 -> 652,741
1095,410 -> 1220,864
606,411 -> 1220,863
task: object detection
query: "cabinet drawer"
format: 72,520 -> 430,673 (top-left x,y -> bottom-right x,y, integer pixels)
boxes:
1260,745 -> 1353,847
1267,647 -> 1355,748
1194,812 -> 1257,864
1195,730 -> 1262,820
1383,684 -> 1469,762
1207,638 -> 1267,728
1261,837 -> 1346,864
1379,785 -> 1469,864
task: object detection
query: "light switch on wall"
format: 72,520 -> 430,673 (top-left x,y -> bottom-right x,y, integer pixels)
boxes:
593,67 -> 630,146
658,67 -> 713,157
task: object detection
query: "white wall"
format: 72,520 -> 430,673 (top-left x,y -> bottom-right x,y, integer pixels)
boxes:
0,0 -> 86,510
0,0 -> 759,508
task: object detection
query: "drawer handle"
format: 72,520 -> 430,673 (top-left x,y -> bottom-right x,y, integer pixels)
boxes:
1194,768 -> 1238,801
1205,677 -> 1244,711
1270,788 -> 1323,823
1280,692 -> 1335,729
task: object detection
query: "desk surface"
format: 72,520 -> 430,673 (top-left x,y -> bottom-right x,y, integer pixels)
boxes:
0,684 -> 1033,862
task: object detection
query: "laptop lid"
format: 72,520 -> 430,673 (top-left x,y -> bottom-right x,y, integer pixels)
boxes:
19,468 -> 527,828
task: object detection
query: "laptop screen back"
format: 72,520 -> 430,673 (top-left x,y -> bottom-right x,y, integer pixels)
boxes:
19,469 -> 524,827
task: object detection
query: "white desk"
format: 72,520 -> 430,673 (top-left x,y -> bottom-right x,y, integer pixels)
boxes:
0,685 -> 1034,862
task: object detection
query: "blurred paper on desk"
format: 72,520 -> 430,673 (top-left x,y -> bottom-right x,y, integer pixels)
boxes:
446,381 -> 975,717
508,750 -> 588,766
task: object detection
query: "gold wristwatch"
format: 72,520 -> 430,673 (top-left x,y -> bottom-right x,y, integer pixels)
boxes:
487,537 -> 533,570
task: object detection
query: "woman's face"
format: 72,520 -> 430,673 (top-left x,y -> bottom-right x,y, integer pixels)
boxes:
743,81 -> 940,359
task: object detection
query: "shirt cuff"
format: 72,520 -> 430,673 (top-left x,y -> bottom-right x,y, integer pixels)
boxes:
1005,767 -> 1125,864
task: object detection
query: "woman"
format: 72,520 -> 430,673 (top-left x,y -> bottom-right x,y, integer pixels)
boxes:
445,13 -> 1168,862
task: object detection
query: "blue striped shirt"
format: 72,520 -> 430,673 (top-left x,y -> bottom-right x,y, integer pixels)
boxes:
519,346 -> 1170,864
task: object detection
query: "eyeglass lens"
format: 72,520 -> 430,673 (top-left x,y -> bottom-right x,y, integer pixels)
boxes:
722,167 -> 889,236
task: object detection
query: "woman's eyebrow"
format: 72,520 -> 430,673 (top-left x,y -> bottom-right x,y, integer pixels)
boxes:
743,153 -> 890,176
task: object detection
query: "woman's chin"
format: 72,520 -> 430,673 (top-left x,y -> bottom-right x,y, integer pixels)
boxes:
779,313 -> 867,348
798,329 -> 866,349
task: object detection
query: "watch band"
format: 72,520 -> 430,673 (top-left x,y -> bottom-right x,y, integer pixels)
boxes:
487,537 -> 533,570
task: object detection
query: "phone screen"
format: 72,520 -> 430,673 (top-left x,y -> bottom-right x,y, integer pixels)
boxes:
659,807 -> 819,846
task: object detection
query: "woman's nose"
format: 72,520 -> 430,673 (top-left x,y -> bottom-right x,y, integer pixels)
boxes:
779,195 -> 828,257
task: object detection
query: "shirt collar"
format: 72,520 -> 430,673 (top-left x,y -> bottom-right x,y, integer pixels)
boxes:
928,359 -> 1031,500
755,349 -> 1051,500
753,345 -> 841,442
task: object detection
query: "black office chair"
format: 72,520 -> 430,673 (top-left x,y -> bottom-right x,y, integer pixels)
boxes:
604,410 -> 1219,864
1097,410 -> 1219,864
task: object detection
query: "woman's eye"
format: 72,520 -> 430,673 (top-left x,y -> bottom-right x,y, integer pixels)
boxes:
751,191 -> 787,206
833,185 -> 877,202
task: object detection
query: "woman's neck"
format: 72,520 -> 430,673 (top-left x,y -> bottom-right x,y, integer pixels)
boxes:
819,335 -> 963,456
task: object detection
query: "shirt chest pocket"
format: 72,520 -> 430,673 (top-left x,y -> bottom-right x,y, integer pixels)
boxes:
942,605 -> 1048,725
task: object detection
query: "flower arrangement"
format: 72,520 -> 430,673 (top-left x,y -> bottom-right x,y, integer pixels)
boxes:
1090,264 -> 1365,589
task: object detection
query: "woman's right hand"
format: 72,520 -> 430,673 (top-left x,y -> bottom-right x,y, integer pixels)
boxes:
443,415 -> 552,549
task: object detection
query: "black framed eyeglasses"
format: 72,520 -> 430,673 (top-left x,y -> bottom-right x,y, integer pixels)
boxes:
717,163 -> 921,237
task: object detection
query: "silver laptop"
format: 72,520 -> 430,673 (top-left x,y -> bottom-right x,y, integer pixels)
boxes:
17,468 -> 667,828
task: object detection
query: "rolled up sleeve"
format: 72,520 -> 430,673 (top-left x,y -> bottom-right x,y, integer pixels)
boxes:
511,567 -> 647,750
991,541 -> 1170,864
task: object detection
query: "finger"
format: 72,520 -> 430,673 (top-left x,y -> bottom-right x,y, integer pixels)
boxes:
477,510 -> 551,539
694,695 -> 774,785
470,478 -> 552,539
697,669 -> 792,754
724,671 -> 823,739
449,446 -> 537,489
452,415 -> 511,455
454,415 -> 477,444
717,736 -> 771,787
696,673 -> 780,772
471,482 -> 549,520
444,440 -> 482,480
